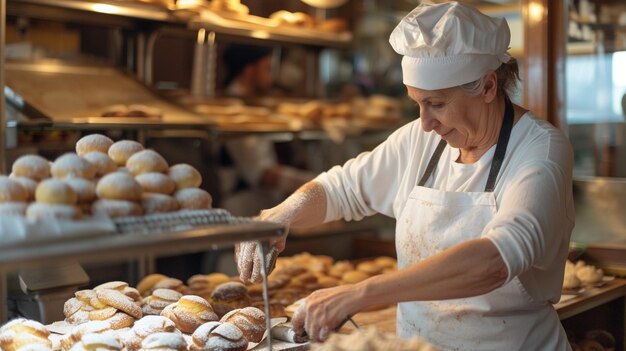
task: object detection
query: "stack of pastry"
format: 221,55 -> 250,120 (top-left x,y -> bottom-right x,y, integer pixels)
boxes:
63,287 -> 142,328
0,318 -> 52,351
142,289 -> 184,316
0,133 -> 213,220
563,260 -> 605,291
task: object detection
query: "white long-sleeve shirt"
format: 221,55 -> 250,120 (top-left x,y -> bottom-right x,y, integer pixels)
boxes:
316,112 -> 574,304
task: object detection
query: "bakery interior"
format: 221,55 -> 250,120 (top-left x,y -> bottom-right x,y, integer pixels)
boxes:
1,0 -> 626,350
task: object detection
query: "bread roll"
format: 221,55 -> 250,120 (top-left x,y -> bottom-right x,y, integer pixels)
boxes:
11,155 -> 50,181
168,164 -> 202,189
152,278 -> 186,293
161,295 -> 219,333
190,322 -> 247,351
64,178 -> 97,204
126,150 -> 169,176
0,318 -> 52,351
51,153 -> 96,179
210,282 -> 250,318
27,203 -> 82,220
374,256 -> 397,269
135,173 -> 176,195
104,312 -> 135,330
329,261 -> 354,278
174,188 -> 212,210
82,152 -> 117,178
60,320 -> 112,349
137,274 -> 169,297
141,193 -> 179,214
92,199 -> 143,218
68,332 -> 123,350
576,265 -> 604,285
124,316 -> 177,351
76,134 -> 114,156
108,140 -> 144,166
142,289 -> 183,316
35,179 -> 77,205
341,270 -> 370,284
0,177 -> 29,203
356,261 -> 382,275
563,272 -> 581,290
9,175 -> 37,201
0,202 -> 28,217
96,289 -> 143,319
140,332 -> 187,351
219,307 -> 266,343
94,281 -> 141,305
96,173 -> 142,201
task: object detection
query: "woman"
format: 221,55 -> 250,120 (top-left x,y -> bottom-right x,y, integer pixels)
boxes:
236,2 -> 574,349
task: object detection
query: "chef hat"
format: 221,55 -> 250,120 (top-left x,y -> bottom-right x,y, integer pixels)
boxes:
389,1 -> 511,90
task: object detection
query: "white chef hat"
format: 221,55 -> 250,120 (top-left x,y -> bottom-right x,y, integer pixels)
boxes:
389,1 -> 511,90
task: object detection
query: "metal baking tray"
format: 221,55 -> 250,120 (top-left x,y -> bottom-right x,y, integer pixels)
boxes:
4,60 -> 210,128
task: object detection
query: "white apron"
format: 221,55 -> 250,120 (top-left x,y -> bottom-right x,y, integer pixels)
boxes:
395,99 -> 570,350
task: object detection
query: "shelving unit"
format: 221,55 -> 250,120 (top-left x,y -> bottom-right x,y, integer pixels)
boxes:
0,210 -> 287,324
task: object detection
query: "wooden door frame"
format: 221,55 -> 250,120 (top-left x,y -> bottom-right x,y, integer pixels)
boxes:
522,0 -> 568,131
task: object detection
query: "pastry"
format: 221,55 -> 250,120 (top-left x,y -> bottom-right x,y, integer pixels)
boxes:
67,332 -> 122,350
94,281 -> 142,304
135,173 -> 176,195
8,175 -> 37,201
27,203 -> 82,220
0,318 -> 52,351
152,278 -> 185,293
35,179 -> 77,205
0,177 -> 29,203
140,193 -> 179,214
174,188 -> 212,209
103,312 -> 135,330
96,173 -> 142,201
64,178 -> 97,204
356,261 -> 382,275
11,155 -> 50,181
92,199 -> 143,217
210,282 -> 250,318
127,105 -> 162,118
563,273 -> 581,290
139,332 -> 187,351
76,134 -> 114,156
124,316 -> 177,351
108,140 -> 144,166
219,307 -> 266,343
168,164 -> 202,189
137,274 -> 169,296
142,289 -> 183,316
251,301 -> 286,319
51,153 -> 96,179
82,152 -> 117,178
126,150 -> 169,176
96,289 -> 143,319
190,322 -> 247,351
576,265 -> 604,285
341,270 -> 370,284
329,261 -> 354,278
60,320 -> 112,349
161,295 -> 218,333
374,256 -> 397,269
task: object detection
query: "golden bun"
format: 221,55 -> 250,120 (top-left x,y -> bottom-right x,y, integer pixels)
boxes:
135,173 -> 176,195
51,153 -> 96,179
219,307 -> 266,343
11,155 -> 50,181
108,140 -> 144,166
168,164 -> 202,190
174,188 -> 212,210
161,295 -> 218,334
96,173 -> 142,201
126,150 -> 169,176
76,134 -> 114,156
0,177 -> 29,203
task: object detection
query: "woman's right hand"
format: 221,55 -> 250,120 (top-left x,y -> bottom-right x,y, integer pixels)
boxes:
235,207 -> 290,283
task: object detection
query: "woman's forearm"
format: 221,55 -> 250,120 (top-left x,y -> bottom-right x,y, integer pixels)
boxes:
265,181 -> 327,228
353,238 -> 508,310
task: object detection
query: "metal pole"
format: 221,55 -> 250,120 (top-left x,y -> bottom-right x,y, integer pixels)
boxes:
1,0 -> 7,174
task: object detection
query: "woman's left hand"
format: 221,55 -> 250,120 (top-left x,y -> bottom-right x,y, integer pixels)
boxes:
291,284 -> 363,342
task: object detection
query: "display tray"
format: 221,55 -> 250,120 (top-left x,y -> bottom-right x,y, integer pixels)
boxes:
4,60 -> 210,128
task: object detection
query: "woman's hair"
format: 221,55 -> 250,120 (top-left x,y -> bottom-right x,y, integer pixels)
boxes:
460,57 -> 520,97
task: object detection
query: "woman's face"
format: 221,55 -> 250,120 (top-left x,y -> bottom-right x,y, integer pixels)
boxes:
407,85 -> 494,150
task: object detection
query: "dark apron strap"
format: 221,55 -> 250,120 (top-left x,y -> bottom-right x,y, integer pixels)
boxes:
416,97 -> 515,192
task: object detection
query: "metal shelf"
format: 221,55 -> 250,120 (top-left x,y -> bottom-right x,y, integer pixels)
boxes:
0,220 -> 285,271
188,15 -> 352,49
7,0 -> 179,23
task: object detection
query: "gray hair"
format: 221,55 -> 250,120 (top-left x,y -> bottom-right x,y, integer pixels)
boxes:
460,57 -> 520,97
